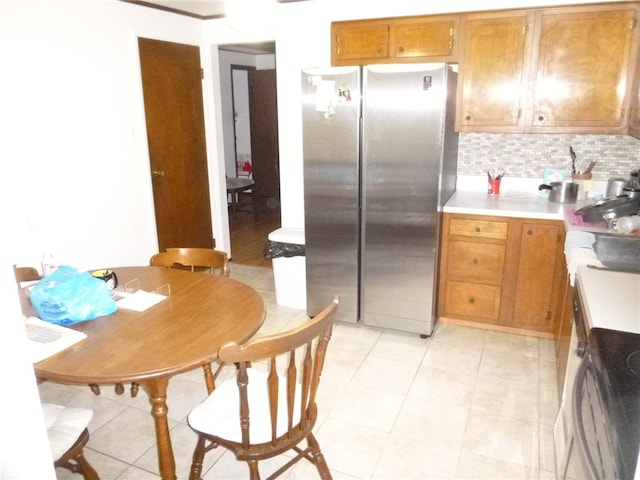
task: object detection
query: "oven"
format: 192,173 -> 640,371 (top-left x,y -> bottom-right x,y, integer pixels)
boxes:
555,283 -> 640,480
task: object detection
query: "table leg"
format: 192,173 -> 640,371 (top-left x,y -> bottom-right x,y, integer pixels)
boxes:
139,377 -> 176,480
231,191 -> 239,220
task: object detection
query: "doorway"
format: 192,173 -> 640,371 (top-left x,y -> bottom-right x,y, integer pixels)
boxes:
220,45 -> 281,267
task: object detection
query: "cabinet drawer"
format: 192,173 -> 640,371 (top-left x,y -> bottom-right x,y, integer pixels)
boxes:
447,241 -> 505,283
444,281 -> 501,320
449,218 -> 508,239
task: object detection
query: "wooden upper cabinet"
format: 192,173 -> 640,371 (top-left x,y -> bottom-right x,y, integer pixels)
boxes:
529,5 -> 639,132
629,40 -> 640,139
456,11 -> 534,132
332,20 -> 390,65
390,16 -> 458,59
332,15 -> 459,66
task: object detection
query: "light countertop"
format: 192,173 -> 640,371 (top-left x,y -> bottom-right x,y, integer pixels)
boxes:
577,265 -> 640,334
443,190 -> 575,220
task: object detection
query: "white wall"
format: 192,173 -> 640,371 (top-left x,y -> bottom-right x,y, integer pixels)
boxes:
2,0 -> 207,272
0,0 -> 627,475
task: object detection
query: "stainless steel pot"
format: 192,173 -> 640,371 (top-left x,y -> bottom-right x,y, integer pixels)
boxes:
538,181 -> 578,203
622,186 -> 640,200
606,178 -> 628,198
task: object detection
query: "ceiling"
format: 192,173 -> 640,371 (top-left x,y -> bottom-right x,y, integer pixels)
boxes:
122,0 -> 227,19
121,0 -> 306,54
121,0 -> 308,20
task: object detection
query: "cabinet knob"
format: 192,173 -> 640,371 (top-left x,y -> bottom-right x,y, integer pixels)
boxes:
472,258 -> 478,264
475,227 -> 480,232
465,114 -> 472,122
469,297 -> 475,304
527,229 -> 533,235
398,46 -> 405,53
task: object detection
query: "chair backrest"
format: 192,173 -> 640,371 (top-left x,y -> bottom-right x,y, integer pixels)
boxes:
218,296 -> 339,451
13,265 -> 41,284
150,247 -> 230,276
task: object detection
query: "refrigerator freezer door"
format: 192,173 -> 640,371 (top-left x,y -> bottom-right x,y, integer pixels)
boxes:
302,67 -> 360,323
361,63 -> 455,335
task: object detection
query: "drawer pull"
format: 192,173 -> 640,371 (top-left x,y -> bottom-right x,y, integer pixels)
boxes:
527,229 -> 533,236
472,258 -> 478,264
475,227 -> 481,233
469,297 -> 475,304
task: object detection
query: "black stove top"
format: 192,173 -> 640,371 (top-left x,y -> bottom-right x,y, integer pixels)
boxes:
589,327 -> 640,480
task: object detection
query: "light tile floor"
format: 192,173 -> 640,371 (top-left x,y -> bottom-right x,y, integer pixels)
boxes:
40,263 -> 559,479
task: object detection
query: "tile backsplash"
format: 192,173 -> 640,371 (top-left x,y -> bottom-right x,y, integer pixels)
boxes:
457,133 -> 640,181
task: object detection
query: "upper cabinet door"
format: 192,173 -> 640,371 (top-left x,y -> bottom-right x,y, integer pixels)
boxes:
630,50 -> 640,139
332,20 -> 390,65
456,11 -> 534,132
332,15 -> 460,66
390,15 -> 458,60
530,5 -> 639,133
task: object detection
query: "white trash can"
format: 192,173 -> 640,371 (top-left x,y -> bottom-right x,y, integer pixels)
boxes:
267,228 -> 306,310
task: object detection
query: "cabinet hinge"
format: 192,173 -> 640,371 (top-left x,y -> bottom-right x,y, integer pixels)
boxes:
621,107 -> 626,119
523,25 -> 529,35
631,17 -> 637,30
449,27 -> 455,50
200,68 -> 204,80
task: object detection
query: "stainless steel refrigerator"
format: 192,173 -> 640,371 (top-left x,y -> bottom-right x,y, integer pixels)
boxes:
302,63 -> 458,335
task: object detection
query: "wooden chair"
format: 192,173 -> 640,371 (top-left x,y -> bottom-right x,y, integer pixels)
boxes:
187,296 -> 339,480
13,265 -> 41,284
150,247 -> 230,277
43,403 -> 99,479
150,247 -> 230,393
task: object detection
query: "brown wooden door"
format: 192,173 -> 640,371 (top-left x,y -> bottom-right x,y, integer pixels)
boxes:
138,38 -> 213,251
248,69 -> 280,209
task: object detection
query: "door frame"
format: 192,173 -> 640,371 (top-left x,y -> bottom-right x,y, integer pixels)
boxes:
230,65 -> 256,180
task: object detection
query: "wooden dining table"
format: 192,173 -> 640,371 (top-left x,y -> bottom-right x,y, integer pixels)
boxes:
30,266 -> 266,480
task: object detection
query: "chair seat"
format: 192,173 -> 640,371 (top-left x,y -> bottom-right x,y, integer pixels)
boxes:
42,404 -> 93,461
188,368 -> 302,444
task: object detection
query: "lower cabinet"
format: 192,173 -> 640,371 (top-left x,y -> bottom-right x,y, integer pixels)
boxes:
554,262 -> 574,398
438,213 -> 566,336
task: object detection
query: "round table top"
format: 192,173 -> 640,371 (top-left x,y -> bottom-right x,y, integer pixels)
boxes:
33,266 -> 266,385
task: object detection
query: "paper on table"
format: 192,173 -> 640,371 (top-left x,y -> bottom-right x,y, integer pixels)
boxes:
25,317 -> 87,363
116,290 -> 166,312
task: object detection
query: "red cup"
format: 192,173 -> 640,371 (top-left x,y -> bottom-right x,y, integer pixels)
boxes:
488,179 -> 501,195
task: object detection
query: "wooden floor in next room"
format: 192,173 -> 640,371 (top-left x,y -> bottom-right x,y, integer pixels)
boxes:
228,194 -> 281,268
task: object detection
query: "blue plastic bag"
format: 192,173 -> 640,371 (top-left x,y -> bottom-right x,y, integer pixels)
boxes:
29,265 -> 117,326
